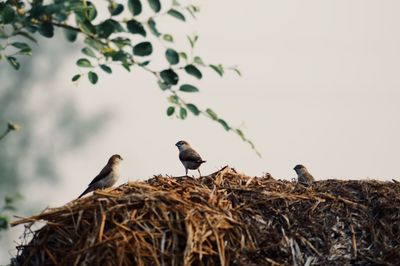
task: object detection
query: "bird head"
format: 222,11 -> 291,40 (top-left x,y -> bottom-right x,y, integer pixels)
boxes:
293,164 -> 307,174
175,140 -> 190,151
109,154 -> 123,164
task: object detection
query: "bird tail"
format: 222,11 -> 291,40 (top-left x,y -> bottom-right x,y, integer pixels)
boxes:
201,160 -> 207,164
78,186 -> 93,199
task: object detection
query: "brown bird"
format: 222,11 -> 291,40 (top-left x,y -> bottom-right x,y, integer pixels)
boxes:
175,140 -> 206,177
293,164 -> 315,185
78,154 -> 123,198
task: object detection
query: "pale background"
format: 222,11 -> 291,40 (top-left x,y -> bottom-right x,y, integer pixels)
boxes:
2,0 -> 400,262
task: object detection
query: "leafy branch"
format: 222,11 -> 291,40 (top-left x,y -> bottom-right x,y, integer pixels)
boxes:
0,0 -> 260,156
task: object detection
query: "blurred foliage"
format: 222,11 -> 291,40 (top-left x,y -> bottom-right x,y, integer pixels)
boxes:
0,0 -> 259,155
0,38 -> 111,240
0,194 -> 21,234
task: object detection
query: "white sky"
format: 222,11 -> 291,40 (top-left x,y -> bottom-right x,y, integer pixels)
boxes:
23,0 -> 400,205
3,0 -> 400,262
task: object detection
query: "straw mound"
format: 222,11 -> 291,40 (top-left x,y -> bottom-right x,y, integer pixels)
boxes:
11,166 -> 400,265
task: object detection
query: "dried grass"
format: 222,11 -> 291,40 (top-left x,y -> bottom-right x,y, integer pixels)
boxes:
11,166 -> 400,265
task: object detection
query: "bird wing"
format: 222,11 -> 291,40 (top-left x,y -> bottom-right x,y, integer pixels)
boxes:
179,148 -> 204,163
88,164 -> 112,186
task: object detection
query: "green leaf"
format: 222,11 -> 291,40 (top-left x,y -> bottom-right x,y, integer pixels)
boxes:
88,71 -> 98,84
209,64 -> 224,77
108,3 -> 124,16
236,129 -> 245,140
128,0 -> 142,16
10,42 -> 29,50
85,2 -> 97,21
111,37 -> 131,48
180,107 -> 187,119
100,64 -> 112,74
104,50 -> 127,61
17,47 -> 32,56
4,196 -> 14,205
85,38 -> 103,50
122,62 -> 131,72
81,47 -> 96,58
139,61 -> 150,66
194,56 -> 205,66
158,81 -> 171,91
1,5 -> 16,24
110,20 -> 125,32
179,84 -> 199,93
148,19 -> 161,37
162,34 -> 174,42
63,28 -> 78,42
11,42 -> 32,55
186,103 -> 200,115
148,0 -> 161,13
29,4 -> 45,18
184,65 -> 202,79
187,5 -> 200,19
38,23 -> 54,38
168,95 -> 179,104
206,108 -> 218,120
76,58 -> 92,68
233,68 -> 242,76
167,9 -> 185,21
16,31 -> 38,43
79,20 -> 96,35
166,106 -> 175,116
126,20 -> 146,37
160,69 -> 179,85
6,56 -> 20,70
97,19 -> 123,39
7,122 -> 20,131
180,52 -> 188,61
165,48 -> 179,65
133,42 -> 153,56
187,34 -> 198,48
72,74 -> 81,81
218,119 -> 230,131
0,216 -> 9,230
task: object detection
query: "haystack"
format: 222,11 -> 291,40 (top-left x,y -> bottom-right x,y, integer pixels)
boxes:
11,166 -> 400,265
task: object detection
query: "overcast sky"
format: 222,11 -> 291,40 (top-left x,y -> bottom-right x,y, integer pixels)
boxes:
3,0 -> 400,261
24,0 -> 400,205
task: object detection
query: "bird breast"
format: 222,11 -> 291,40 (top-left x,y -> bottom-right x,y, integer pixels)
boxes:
182,160 -> 203,170
96,167 -> 120,189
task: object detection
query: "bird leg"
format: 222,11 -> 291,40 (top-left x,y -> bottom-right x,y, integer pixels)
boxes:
198,169 -> 201,177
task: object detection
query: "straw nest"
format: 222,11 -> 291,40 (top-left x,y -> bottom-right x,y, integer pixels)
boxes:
11,166 -> 400,265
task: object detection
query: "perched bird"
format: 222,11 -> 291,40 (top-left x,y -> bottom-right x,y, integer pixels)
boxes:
293,164 -> 315,185
78,154 -> 123,198
175,140 -> 206,177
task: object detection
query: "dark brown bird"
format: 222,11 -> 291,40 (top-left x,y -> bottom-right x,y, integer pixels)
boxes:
175,140 -> 206,177
293,164 -> 315,185
78,154 -> 123,198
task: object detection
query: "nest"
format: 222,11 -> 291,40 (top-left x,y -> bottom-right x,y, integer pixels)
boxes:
11,166 -> 400,265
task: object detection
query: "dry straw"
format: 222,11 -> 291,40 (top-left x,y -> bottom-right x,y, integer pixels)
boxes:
11,166 -> 400,265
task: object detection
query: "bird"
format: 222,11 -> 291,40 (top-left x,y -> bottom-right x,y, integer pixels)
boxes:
293,164 -> 315,185
175,140 -> 206,177
78,154 -> 123,198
